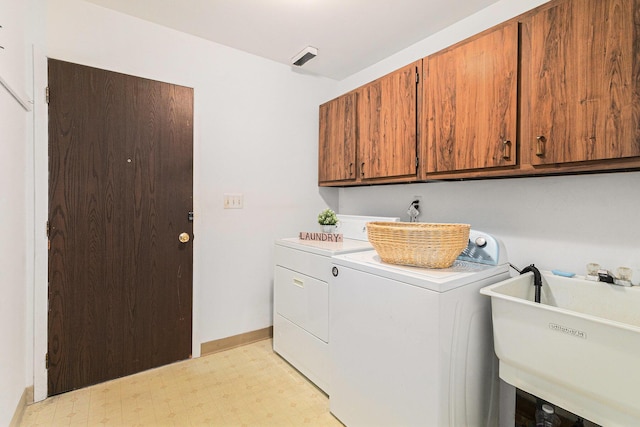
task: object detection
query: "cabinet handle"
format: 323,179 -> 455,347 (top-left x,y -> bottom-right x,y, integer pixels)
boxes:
349,162 -> 354,177
361,162 -> 365,178
536,136 -> 546,157
502,140 -> 512,160
292,278 -> 304,288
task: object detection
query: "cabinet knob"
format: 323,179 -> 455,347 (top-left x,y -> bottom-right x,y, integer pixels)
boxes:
502,140 -> 512,160
536,136 -> 546,157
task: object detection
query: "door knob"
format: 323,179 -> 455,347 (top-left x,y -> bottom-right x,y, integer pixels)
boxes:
178,232 -> 190,243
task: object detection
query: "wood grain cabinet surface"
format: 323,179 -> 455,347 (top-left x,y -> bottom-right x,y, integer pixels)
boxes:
523,0 -> 640,168
318,62 -> 420,186
358,61 -> 420,182
422,22 -> 519,176
318,91 -> 358,183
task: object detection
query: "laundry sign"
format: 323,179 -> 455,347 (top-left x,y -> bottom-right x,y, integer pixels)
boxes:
299,232 -> 343,242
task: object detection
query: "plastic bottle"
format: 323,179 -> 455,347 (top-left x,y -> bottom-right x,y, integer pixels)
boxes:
535,403 -> 561,427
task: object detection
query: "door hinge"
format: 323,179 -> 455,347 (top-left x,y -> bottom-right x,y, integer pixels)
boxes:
416,70 -> 419,84
45,86 -> 49,104
46,221 -> 50,237
45,352 -> 49,369
46,221 -> 51,250
416,157 -> 419,167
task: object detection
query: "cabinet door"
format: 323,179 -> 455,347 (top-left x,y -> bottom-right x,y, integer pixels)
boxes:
318,91 -> 358,183
425,22 -> 518,173
358,61 -> 419,180
528,0 -> 640,165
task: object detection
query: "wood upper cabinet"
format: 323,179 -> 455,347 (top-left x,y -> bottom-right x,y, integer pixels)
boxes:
318,61 -> 420,186
319,0 -> 640,187
358,61 -> 420,181
525,0 -> 640,166
423,22 -> 519,175
318,91 -> 358,183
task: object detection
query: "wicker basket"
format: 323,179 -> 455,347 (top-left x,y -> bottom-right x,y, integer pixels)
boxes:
367,222 -> 470,268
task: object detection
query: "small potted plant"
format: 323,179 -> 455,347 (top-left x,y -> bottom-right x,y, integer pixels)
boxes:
318,208 -> 338,233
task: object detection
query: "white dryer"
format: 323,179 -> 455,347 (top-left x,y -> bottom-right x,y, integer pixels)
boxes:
329,230 -> 509,426
273,215 -> 398,393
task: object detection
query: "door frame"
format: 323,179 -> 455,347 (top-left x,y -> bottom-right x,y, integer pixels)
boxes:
31,48 -> 201,401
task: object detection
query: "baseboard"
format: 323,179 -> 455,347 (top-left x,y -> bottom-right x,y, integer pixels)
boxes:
200,326 -> 273,356
9,386 -> 33,427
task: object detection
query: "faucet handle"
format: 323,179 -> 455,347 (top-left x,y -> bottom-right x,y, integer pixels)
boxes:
614,267 -> 633,287
596,269 -> 615,284
616,267 -> 633,282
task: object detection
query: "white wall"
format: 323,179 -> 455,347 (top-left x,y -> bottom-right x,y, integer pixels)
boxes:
334,0 -> 640,280
0,93 -> 28,423
0,0 -> 31,422
338,173 -> 640,279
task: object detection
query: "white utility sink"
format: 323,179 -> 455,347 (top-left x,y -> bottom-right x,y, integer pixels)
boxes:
480,271 -> 640,427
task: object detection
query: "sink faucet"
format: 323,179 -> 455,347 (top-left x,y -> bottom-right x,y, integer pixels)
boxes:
598,269 -> 634,287
520,264 -> 542,303
407,200 -> 420,222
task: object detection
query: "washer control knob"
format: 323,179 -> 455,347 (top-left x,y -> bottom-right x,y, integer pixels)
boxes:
475,237 -> 487,248
332,266 -> 339,277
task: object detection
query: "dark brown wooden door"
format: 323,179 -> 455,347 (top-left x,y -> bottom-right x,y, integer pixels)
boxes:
527,0 -> 640,165
47,59 -> 193,396
424,22 -> 518,173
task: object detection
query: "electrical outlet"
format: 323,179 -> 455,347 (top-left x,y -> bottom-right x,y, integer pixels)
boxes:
223,193 -> 244,209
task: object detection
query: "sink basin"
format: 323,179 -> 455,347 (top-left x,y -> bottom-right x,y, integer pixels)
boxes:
480,271 -> 640,427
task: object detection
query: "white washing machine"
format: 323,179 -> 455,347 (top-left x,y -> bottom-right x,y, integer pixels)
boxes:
329,230 -> 510,427
273,215 -> 399,393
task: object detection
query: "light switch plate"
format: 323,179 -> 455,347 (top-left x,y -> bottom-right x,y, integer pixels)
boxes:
223,193 -> 243,209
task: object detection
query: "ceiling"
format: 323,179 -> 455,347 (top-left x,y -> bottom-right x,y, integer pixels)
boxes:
83,0 -> 501,80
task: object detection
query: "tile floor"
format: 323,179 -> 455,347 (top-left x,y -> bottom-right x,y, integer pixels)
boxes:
20,339 -> 343,426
